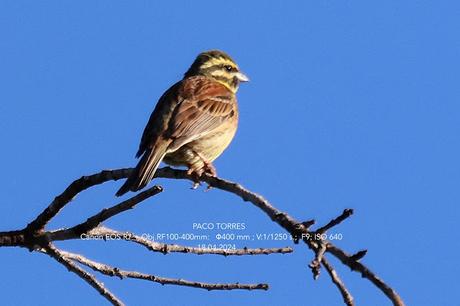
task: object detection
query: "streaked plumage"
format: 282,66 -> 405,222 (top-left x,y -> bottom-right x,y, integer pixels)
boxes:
116,50 -> 248,196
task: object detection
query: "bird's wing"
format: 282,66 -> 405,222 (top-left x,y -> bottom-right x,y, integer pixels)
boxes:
165,78 -> 236,147
136,81 -> 183,158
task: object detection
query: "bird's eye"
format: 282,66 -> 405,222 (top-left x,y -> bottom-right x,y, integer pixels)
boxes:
224,65 -> 233,72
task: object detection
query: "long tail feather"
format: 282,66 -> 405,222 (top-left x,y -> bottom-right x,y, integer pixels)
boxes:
116,141 -> 170,196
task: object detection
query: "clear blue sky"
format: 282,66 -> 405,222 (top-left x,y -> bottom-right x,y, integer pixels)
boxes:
1,1 -> 459,305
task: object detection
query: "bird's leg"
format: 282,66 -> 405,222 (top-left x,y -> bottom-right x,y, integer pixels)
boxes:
201,161 -> 217,191
202,161 -> 217,177
195,152 -> 217,191
192,150 -> 217,177
187,150 -> 217,190
187,167 -> 203,189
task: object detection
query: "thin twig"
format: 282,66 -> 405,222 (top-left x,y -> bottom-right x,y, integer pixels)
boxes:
44,244 -> 124,306
326,243 -> 405,306
85,226 -> 293,256
321,256 -> 354,306
316,209 -> 354,234
350,249 -> 367,261
49,186 -> 162,241
27,168 -> 132,233
60,250 -> 269,291
309,243 -> 327,280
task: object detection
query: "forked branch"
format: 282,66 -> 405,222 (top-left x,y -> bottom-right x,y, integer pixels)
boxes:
0,167 -> 405,306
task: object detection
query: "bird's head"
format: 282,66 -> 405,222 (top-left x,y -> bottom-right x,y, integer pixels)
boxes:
184,50 -> 249,93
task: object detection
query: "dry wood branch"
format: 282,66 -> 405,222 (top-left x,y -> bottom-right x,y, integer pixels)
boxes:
27,169 -> 132,233
326,243 -> 405,306
47,224 -> 292,256
59,250 -> 269,291
1,166 -> 405,306
0,230 -> 26,247
309,243 -> 327,280
83,226 -> 293,256
321,257 -> 354,306
316,209 -> 354,235
153,167 -> 405,306
49,186 -> 163,241
44,244 -> 124,306
350,249 -> 367,261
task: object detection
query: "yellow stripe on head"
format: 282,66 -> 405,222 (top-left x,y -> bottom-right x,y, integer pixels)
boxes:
184,50 -> 246,93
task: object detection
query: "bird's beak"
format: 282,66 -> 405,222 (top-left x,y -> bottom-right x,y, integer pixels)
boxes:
236,71 -> 249,82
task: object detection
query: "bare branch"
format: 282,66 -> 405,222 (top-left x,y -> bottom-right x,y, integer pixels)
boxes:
49,186 -> 163,241
86,227 -> 293,256
60,250 -> 269,291
321,257 -> 354,306
48,225 -> 292,256
326,243 -> 405,306
154,167 -> 405,306
309,243 -> 327,280
27,168 -> 132,233
6,166 -> 404,305
316,209 -> 354,234
0,230 -> 25,247
44,244 -> 124,306
350,249 -> 367,261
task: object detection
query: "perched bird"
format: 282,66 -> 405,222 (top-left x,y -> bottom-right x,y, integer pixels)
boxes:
116,50 -> 248,196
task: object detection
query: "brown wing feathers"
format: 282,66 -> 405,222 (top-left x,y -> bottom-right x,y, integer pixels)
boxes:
169,97 -> 235,139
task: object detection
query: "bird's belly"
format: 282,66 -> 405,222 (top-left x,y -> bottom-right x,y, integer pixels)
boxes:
164,125 -> 237,166
190,127 -> 236,161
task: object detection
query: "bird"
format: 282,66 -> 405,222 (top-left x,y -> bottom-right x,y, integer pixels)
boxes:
116,50 -> 249,196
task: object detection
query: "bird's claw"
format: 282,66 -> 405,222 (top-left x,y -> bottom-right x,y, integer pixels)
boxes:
187,168 -> 202,189
203,162 -> 217,177
187,161 -> 216,190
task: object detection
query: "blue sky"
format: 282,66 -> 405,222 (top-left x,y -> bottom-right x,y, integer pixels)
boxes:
1,1 -> 459,305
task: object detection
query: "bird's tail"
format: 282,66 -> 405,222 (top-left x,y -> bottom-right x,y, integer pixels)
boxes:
116,141 -> 170,197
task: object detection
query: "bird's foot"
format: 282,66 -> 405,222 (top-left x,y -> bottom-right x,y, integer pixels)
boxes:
186,161 -> 216,190
187,168 -> 202,189
202,161 -> 217,177
202,162 -> 216,191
